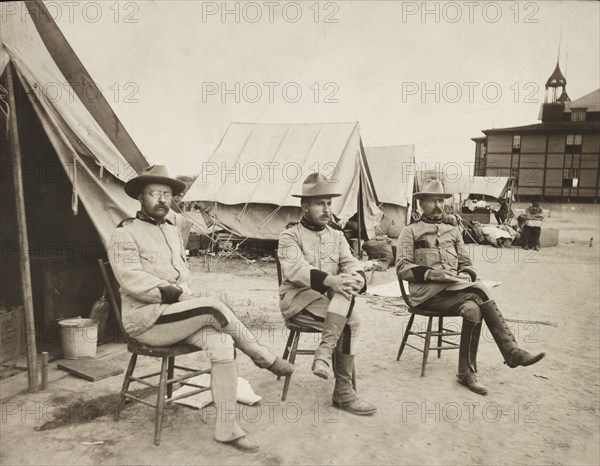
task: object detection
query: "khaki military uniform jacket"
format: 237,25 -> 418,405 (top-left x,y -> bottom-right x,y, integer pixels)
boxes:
108,212 -> 194,337
396,219 -> 477,307
278,220 -> 365,320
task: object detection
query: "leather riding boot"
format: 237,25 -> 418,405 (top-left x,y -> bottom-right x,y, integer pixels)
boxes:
313,313 -> 348,379
480,300 -> 545,368
210,360 -> 258,452
469,320 -> 482,374
457,320 -> 487,396
332,353 -> 377,416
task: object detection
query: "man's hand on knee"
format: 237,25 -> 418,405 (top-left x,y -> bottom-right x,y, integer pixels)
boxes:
348,272 -> 365,294
324,274 -> 359,300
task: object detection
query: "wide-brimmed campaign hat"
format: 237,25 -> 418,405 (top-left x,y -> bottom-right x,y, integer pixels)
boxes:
292,173 -> 341,198
124,165 -> 187,199
413,179 -> 452,200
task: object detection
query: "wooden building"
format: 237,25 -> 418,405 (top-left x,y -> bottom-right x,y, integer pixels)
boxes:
473,63 -> 600,202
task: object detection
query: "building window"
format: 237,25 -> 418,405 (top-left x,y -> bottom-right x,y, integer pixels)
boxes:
571,109 -> 586,122
563,168 -> 580,188
566,134 -> 583,152
480,143 -> 486,158
510,167 -> 519,181
512,135 -> 521,150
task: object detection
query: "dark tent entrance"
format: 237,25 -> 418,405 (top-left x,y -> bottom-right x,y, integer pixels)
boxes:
1,69 -> 104,360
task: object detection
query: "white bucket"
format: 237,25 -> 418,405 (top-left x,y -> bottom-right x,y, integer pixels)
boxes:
59,318 -> 98,359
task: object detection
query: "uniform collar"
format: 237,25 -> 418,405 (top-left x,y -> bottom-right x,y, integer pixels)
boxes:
136,210 -> 173,226
420,216 -> 443,225
300,216 -> 326,232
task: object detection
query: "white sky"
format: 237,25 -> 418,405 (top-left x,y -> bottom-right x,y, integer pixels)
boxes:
50,0 -> 600,176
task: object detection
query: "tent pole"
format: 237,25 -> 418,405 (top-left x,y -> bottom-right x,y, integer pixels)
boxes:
357,173 -> 363,258
6,62 -> 39,393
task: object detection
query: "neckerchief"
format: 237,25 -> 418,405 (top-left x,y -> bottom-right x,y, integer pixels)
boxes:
301,217 -> 326,232
420,216 -> 443,225
136,211 -> 173,226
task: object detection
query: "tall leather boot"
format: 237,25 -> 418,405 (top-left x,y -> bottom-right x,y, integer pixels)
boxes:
312,313 -> 348,379
211,361 -> 259,452
332,353 -> 377,416
480,300 -> 545,368
456,320 -> 487,395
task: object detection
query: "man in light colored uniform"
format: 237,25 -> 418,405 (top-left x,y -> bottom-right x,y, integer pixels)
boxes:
278,173 -> 377,415
108,165 -> 293,452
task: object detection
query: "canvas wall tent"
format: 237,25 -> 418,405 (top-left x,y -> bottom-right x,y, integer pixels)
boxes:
364,145 -> 416,236
183,122 -> 383,241
0,1 -> 151,385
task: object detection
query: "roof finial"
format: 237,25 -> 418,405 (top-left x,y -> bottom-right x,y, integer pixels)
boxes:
557,27 -> 562,65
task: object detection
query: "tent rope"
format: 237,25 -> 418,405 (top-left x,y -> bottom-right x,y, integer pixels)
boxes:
94,158 -> 104,179
236,203 -> 249,222
258,205 -> 282,228
0,84 -> 9,132
71,156 -> 79,215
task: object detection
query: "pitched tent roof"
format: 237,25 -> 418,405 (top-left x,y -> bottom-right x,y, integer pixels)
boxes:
183,122 -> 383,240
364,145 -> 416,234
0,0 -> 153,248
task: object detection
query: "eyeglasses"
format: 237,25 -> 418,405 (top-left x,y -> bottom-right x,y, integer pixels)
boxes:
144,190 -> 173,200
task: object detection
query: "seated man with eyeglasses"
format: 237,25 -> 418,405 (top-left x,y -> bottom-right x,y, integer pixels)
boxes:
108,165 -> 294,453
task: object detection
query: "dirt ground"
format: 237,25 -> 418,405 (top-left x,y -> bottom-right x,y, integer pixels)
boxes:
1,204 -> 599,465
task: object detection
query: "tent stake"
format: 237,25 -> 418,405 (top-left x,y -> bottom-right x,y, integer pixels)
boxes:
5,62 -> 39,393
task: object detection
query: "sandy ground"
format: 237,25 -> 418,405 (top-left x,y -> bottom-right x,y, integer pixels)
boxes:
1,204 -> 599,465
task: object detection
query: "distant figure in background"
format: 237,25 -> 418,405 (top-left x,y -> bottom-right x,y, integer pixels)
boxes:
522,197 -> 544,251
494,198 -> 509,225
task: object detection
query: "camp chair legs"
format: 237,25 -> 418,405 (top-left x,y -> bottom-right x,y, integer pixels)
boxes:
114,353 -> 137,422
280,326 -> 356,401
113,345 -> 211,446
99,260 -> 211,446
396,314 -> 461,377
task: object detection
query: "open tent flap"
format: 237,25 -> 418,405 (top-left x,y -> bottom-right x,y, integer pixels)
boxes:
8,64 -> 139,249
1,45 -> 137,184
0,1 -> 155,249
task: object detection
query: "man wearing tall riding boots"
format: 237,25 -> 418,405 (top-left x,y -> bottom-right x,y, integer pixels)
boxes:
396,179 -> 545,395
278,173 -> 377,415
